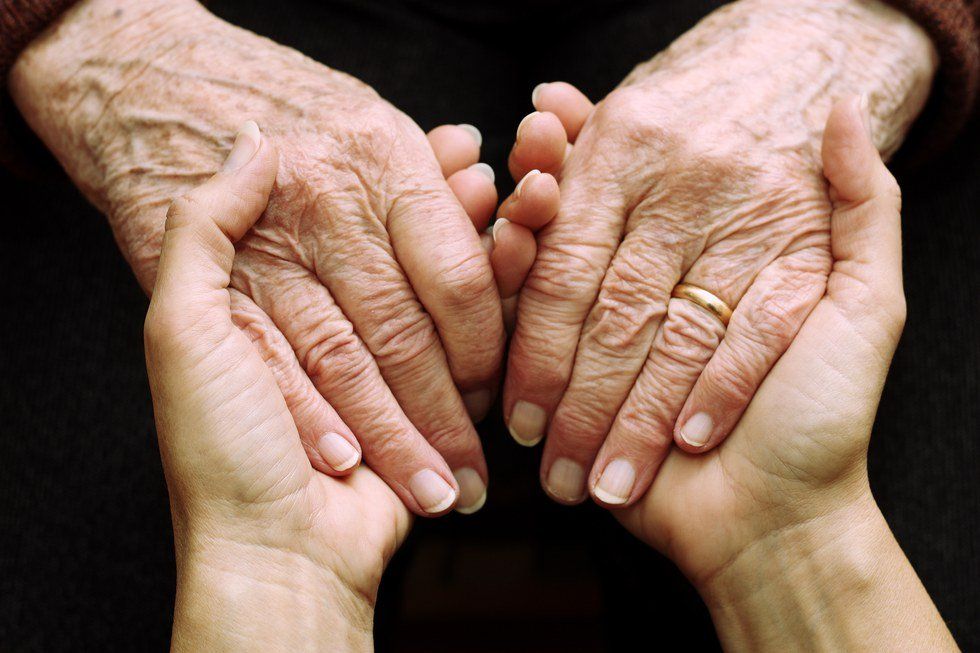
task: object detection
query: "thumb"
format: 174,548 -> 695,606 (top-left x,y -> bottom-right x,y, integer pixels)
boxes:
822,96 -> 906,334
150,121 -> 278,315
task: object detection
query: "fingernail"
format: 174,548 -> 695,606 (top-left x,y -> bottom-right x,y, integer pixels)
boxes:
680,412 -> 714,447
531,83 -> 549,108
593,459 -> 636,505
516,111 -> 540,143
491,218 -> 509,244
221,120 -> 261,172
470,162 -> 495,183
508,400 -> 546,446
457,123 -> 482,147
515,169 -> 541,197
316,432 -> 360,472
453,468 -> 487,515
462,389 -> 493,421
409,469 -> 457,514
859,94 -> 873,141
545,457 -> 586,503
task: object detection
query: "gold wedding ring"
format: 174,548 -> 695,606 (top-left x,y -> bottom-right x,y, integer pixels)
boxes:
671,283 -> 733,327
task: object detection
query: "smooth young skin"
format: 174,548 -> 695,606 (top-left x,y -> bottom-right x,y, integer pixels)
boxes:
501,0 -> 938,507
613,98 -> 956,651
10,0 -> 505,516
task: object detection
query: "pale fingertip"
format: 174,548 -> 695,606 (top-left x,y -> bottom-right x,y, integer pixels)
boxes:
516,111 -> 540,142
453,467 -> 488,515
515,169 -> 541,198
593,459 -> 636,506
679,412 -> 713,448
508,399 -> 546,446
409,469 -> 458,514
470,162 -> 495,183
458,123 -> 482,147
492,218 -> 510,243
531,83 -> 549,108
462,388 -> 493,421
545,458 -> 587,504
316,432 -> 360,472
221,120 -> 261,172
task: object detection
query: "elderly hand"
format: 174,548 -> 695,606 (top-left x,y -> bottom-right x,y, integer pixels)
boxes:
501,0 -> 937,506
145,123 -> 407,651
615,97 -> 956,652
11,0 -> 504,515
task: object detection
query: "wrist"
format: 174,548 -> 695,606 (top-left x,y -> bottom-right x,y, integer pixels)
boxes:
698,494 -> 954,651
174,534 -> 375,652
623,0 -> 937,162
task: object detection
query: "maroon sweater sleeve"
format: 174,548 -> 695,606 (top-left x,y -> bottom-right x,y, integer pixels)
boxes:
1,0 -> 979,173
1,0 -> 79,173
885,0 -> 980,161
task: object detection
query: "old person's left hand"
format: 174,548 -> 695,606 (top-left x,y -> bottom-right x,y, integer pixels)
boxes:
501,0 -> 937,507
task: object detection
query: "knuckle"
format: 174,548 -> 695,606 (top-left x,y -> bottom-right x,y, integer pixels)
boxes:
704,355 -> 756,406
421,421 -> 477,462
659,308 -> 721,367
584,295 -> 655,354
431,250 -> 496,312
613,403 -> 674,452
524,241 -> 605,303
371,308 -> 440,371
549,407 -> 607,451
743,296 -> 800,347
301,323 -> 370,389
234,308 -> 295,381
509,339 -> 569,392
582,253 -> 673,354
346,102 -> 402,146
595,87 -> 646,127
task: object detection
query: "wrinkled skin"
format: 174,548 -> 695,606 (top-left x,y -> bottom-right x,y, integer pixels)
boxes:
616,100 -> 956,651
502,0 -> 937,507
618,100 -> 909,582
11,0 -> 504,515
144,134 -> 408,649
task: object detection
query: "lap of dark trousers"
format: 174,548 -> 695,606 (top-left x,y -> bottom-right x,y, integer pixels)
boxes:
0,1 -> 976,651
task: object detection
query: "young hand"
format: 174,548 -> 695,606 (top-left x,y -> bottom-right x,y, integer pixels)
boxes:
145,123 -> 409,651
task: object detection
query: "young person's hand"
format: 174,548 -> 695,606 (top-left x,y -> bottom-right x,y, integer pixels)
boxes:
611,98 -> 956,651
145,123 -> 408,651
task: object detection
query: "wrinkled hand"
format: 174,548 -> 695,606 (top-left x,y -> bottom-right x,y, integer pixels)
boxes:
621,98 -> 957,653
11,0 -> 504,515
145,125 -> 407,650
502,0 -> 936,507
615,97 -> 904,583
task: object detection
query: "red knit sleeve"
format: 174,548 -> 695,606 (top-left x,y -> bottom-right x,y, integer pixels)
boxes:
1,0 -> 79,174
884,0 -> 980,162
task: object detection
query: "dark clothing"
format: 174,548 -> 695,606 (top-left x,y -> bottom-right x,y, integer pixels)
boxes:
1,1 -> 978,651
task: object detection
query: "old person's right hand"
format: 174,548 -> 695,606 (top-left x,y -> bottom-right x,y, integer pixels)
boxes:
11,0 -> 504,515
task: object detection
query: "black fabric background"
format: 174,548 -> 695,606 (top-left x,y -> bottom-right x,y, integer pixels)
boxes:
1,1 -> 977,650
